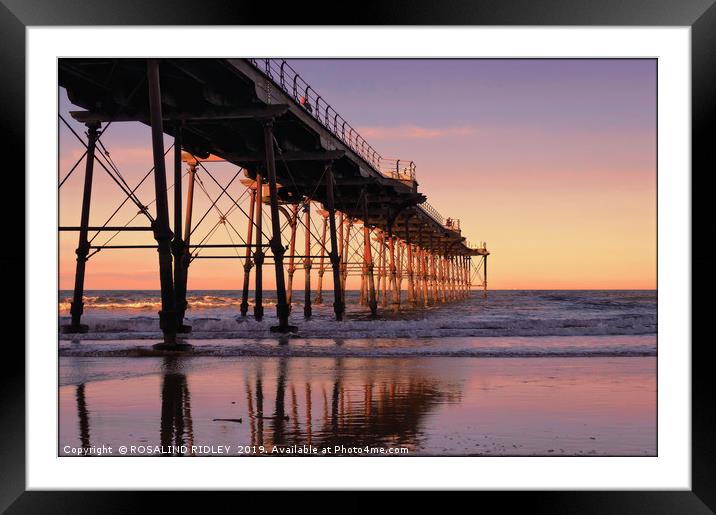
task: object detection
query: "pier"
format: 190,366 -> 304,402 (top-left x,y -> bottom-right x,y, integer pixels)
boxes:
58,58 -> 489,347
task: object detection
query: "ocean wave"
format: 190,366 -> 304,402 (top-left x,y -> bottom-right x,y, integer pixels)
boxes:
58,294 -> 250,312
58,290 -> 657,339
58,313 -> 656,340
59,335 -> 656,358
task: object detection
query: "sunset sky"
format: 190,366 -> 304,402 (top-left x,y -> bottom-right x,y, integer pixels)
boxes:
59,59 -> 656,291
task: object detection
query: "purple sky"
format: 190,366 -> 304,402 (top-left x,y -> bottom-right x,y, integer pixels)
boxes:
59,59 -> 656,289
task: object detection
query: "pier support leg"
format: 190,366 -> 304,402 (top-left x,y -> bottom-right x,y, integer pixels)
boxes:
315,214 -> 327,305
449,256 -> 456,301
358,217 -> 366,307
430,251 -> 437,304
448,256 -> 453,301
240,182 -> 257,317
286,203 -> 300,311
178,163 -> 196,323
422,248 -> 429,305
63,121 -> 100,334
416,225 -> 424,307
359,226 -> 367,305
446,256 -> 453,301
464,256 -> 470,299
416,247 -> 423,305
427,234 -> 435,304
171,126 -> 191,333
379,232 -> 387,308
483,254 -> 488,298
458,255 -> 467,299
458,256 -> 463,299
397,241 -> 404,303
457,256 -> 461,299
413,246 -> 420,305
388,222 -> 399,309
436,255 -> 442,303
444,256 -> 449,301
338,211 -> 345,304
263,121 -> 294,333
325,163 -> 344,320
359,267 -> 366,306
441,253 -> 448,303
303,200 -> 312,319
362,192 -> 378,316
342,219 -> 352,309
253,171 -> 265,321
455,255 -> 461,300
406,228 -> 414,305
147,60 -> 182,349
463,256 -> 468,299
458,255 -> 464,299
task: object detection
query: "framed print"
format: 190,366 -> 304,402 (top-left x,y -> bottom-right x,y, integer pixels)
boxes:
2,0 -> 714,511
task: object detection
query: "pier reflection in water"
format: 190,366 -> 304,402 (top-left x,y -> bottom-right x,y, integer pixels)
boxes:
75,383 -> 91,451
159,358 -> 195,455
62,353 -> 462,455
59,352 -> 656,456
240,356 -> 458,451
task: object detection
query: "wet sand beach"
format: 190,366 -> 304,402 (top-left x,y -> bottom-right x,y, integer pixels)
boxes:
59,352 -> 656,456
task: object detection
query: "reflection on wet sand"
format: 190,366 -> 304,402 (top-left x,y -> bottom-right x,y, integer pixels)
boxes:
69,354 -> 460,455
61,354 -> 656,456
239,357 -> 457,451
159,358 -> 194,455
75,383 -> 90,451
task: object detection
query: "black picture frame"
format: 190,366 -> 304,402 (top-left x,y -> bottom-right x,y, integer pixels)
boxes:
2,1 -> 712,511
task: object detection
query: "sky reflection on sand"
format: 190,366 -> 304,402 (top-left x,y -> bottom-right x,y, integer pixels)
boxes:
60,355 -> 655,456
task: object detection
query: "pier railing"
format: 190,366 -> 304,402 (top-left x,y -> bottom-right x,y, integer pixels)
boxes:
418,201 -> 445,226
248,59 -> 416,183
445,218 -> 461,231
466,240 -> 488,251
248,58 -> 449,230
379,158 -> 416,182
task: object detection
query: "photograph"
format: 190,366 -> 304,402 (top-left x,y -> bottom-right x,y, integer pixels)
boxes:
57,57 -> 657,458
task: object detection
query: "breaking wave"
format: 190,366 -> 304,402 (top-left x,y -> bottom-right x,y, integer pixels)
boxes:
59,335 -> 656,358
58,294 -> 241,312
58,289 -> 657,341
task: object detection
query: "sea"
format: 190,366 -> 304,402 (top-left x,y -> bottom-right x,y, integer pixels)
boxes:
59,289 -> 657,349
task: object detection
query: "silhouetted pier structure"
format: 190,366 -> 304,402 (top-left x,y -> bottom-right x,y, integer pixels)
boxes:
59,58 -> 489,348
